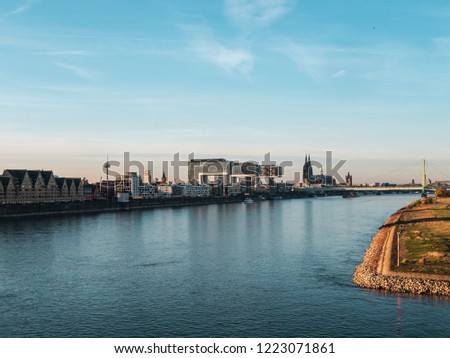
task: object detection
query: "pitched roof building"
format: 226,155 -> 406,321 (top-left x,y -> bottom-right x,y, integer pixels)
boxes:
1,169 -> 84,204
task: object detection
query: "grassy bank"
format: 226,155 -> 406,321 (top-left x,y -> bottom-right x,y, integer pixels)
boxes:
394,198 -> 450,276
353,196 -> 450,296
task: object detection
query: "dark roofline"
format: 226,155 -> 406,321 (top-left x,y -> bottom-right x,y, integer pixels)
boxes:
55,178 -> 66,188
190,158 -> 228,163
3,169 -> 28,181
0,175 -> 11,189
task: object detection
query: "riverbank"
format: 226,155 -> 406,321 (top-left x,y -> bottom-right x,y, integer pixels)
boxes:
0,191 -> 322,220
353,198 -> 450,295
0,197 -> 244,220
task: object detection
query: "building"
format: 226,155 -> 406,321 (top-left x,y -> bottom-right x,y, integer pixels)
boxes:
188,158 -> 233,196
346,172 -> 353,186
117,192 -> 130,203
115,172 -> 141,197
55,177 -> 69,201
180,184 -> 210,198
1,169 -> 84,204
303,155 -> 313,186
226,183 -> 243,196
139,183 -> 157,199
160,171 -> 167,184
113,172 -> 157,199
158,184 -> 176,197
143,170 -> 152,184
99,180 -> 115,199
83,180 -> 101,201
0,176 -> 16,204
42,170 -> 59,202
231,161 -> 259,194
188,158 -> 283,196
302,155 -> 336,187
260,164 -> 283,179
157,183 -> 210,198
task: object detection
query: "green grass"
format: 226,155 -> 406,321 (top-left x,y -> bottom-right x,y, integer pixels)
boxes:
392,200 -> 450,276
398,224 -> 450,275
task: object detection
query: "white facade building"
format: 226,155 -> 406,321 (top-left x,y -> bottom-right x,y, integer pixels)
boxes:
115,172 -> 141,198
158,184 -> 175,197
139,183 -> 156,199
143,170 -> 152,184
181,184 -> 210,198
158,184 -> 210,198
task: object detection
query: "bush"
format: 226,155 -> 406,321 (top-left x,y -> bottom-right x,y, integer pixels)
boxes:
435,188 -> 449,198
408,197 -> 433,208
408,200 -> 421,208
422,197 -> 433,205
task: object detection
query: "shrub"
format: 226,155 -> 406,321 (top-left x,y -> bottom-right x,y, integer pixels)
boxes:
435,188 -> 449,198
408,200 -> 421,208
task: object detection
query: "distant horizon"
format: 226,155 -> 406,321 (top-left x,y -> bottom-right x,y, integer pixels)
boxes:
2,151 -> 449,186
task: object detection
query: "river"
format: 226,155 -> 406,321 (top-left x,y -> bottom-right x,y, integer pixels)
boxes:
1,194 -> 449,337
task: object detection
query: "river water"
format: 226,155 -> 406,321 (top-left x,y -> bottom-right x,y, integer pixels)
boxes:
1,194 -> 449,338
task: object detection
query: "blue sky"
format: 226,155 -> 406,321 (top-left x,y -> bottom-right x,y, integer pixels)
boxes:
1,0 -> 450,183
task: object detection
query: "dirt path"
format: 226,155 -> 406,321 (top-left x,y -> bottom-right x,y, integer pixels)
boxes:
378,215 -> 450,282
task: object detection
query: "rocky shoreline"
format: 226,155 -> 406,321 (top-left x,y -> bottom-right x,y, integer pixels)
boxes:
353,210 -> 450,296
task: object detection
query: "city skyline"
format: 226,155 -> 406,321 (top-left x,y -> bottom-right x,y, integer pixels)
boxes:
1,1 -> 450,183
1,151 -> 447,187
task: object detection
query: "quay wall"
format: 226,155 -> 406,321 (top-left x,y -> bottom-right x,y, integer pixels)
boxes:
0,197 -> 242,220
0,190 -> 317,220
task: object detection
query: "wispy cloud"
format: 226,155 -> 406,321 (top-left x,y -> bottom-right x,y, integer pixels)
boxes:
42,50 -> 96,57
191,40 -> 254,74
277,42 -> 327,80
332,70 -> 347,79
9,0 -> 38,15
55,62 -> 96,80
184,25 -> 254,74
225,0 -> 290,27
276,40 -> 420,81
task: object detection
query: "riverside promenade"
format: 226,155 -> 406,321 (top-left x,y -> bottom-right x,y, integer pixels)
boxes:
353,198 -> 450,296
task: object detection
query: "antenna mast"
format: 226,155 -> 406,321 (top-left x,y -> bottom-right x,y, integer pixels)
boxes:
421,159 -> 427,198
104,155 -> 111,199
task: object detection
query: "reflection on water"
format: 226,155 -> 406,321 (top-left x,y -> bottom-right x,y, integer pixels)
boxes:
1,195 -> 450,338
396,295 -> 403,336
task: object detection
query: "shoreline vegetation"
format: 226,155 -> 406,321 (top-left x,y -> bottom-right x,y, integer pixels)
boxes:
353,197 -> 450,296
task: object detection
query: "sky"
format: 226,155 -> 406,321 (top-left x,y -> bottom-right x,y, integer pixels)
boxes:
1,0 -> 450,184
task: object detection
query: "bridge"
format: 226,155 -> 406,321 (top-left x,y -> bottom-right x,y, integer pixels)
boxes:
297,186 -> 435,197
299,159 -> 447,196
344,187 -> 433,193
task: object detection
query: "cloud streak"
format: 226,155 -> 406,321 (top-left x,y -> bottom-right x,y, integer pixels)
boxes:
42,50 -> 96,57
276,40 -> 421,81
191,40 -> 254,74
9,0 -> 37,15
277,42 -> 327,80
225,0 -> 290,27
332,70 -> 347,79
55,62 -> 96,80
